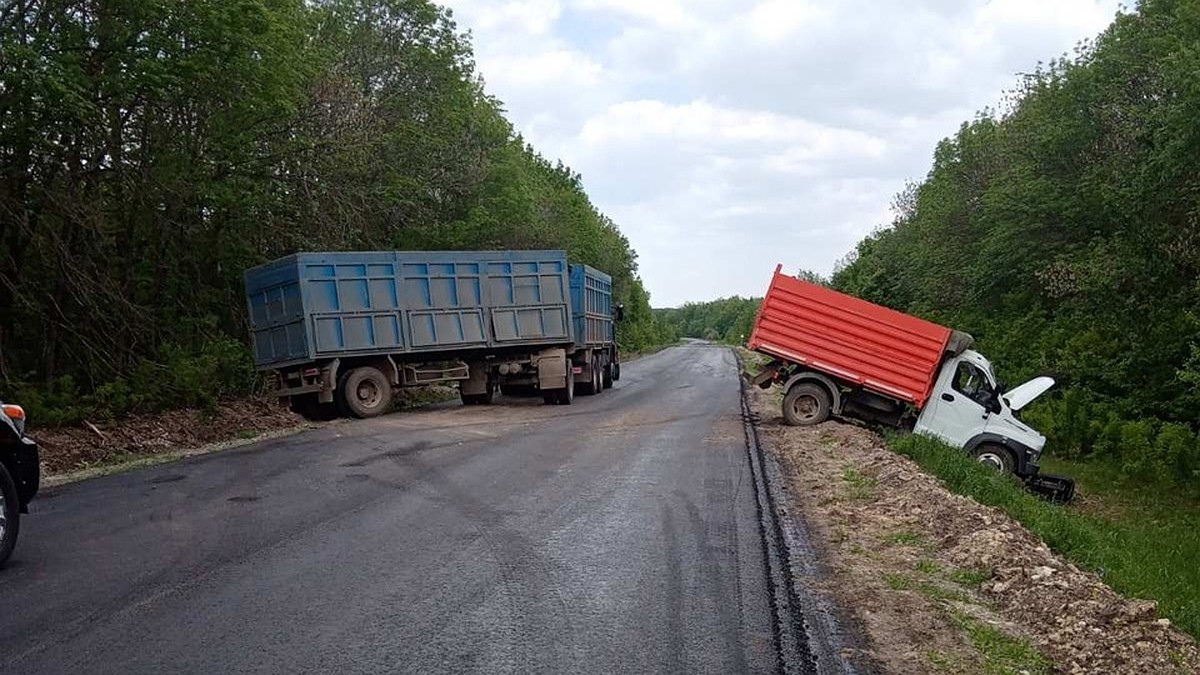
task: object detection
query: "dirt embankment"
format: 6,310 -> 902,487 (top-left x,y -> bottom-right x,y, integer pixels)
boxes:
747,385 -> 1199,675
32,399 -> 307,475
31,387 -> 461,477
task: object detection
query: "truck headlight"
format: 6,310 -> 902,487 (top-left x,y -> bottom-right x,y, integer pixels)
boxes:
2,404 -> 26,437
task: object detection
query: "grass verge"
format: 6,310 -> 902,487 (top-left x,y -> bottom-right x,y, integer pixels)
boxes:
887,433 -> 1200,640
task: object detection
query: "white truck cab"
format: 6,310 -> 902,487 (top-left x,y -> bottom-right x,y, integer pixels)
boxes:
915,349 -> 1055,475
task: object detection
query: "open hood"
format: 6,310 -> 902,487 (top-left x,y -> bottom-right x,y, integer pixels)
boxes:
1004,376 -> 1056,411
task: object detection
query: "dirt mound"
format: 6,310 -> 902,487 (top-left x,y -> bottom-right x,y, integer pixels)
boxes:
32,399 -> 306,474
747,385 -> 1199,674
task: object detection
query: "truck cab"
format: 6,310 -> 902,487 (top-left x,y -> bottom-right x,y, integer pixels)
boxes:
1,400 -> 40,566
915,349 -> 1054,476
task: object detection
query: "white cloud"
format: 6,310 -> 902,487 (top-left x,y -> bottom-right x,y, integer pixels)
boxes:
745,0 -> 830,43
486,49 -> 604,88
579,100 -> 885,158
572,0 -> 696,30
443,0 -> 1123,306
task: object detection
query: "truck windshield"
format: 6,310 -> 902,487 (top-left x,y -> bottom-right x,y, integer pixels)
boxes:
952,362 -> 996,408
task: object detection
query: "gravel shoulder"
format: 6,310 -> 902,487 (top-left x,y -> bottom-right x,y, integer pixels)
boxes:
746,384 -> 1200,675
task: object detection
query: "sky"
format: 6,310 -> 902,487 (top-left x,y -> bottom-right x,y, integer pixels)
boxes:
440,0 -> 1123,307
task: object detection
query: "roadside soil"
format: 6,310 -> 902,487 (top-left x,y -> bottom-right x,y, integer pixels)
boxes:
746,384 -> 1200,675
31,387 -> 457,477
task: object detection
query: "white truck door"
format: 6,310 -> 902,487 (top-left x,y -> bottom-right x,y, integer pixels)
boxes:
915,358 -> 997,448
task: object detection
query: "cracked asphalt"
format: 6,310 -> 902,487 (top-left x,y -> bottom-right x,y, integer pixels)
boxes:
0,344 -> 779,674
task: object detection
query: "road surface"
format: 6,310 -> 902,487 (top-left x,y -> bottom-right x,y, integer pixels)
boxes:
0,344 -> 780,674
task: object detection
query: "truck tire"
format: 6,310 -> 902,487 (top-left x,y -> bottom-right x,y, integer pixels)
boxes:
592,356 -> 602,394
545,372 -> 575,405
341,367 -> 393,418
460,382 -> 496,406
782,382 -> 832,426
289,394 -> 339,421
971,444 -> 1015,475
602,361 -> 613,389
0,462 -> 20,568
580,356 -> 600,396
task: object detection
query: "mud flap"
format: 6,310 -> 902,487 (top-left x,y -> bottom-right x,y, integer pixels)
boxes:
460,361 -> 490,396
534,348 -> 569,391
1025,473 -> 1075,504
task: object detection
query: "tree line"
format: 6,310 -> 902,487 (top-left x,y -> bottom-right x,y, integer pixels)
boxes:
833,0 -> 1200,488
655,296 -> 761,345
0,0 -> 668,424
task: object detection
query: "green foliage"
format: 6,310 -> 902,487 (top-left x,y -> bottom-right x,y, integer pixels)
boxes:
890,433 -> 1200,639
833,0 -> 1200,488
655,296 -> 761,345
0,0 -> 667,422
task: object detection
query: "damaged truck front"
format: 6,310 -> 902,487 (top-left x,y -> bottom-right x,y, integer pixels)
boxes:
746,265 -> 1074,502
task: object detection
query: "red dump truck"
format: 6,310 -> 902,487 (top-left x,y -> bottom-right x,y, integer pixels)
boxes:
747,266 -> 1073,501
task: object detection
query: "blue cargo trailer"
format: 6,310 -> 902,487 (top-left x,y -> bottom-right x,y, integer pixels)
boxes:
244,250 -> 619,417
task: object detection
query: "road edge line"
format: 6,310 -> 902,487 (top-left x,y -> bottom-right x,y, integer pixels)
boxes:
735,348 -> 863,675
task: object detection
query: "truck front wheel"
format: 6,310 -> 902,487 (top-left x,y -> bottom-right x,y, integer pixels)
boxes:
971,444 -> 1015,475
0,462 -> 20,567
782,383 -> 832,426
341,367 -> 393,418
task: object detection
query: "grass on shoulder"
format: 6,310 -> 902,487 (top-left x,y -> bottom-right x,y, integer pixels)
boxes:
886,433 -> 1200,640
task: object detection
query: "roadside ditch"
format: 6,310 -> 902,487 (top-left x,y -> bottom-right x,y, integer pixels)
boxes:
740,367 -> 1200,674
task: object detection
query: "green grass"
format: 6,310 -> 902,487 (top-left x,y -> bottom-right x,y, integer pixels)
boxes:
948,567 -> 992,588
948,609 -> 1051,675
883,572 -> 914,591
888,433 -> 1200,639
841,465 -> 877,500
883,529 -> 930,548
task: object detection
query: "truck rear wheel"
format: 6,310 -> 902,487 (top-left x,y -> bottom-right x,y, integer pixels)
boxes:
0,462 -> 20,567
289,394 -> 339,421
341,367 -> 393,418
782,383 -> 832,426
971,444 -> 1015,475
544,372 -> 575,405
460,382 -> 496,406
580,356 -> 600,396
602,361 -> 613,389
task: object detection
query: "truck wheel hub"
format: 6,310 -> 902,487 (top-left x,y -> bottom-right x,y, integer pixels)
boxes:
791,395 -> 819,419
976,452 -> 1005,471
356,381 -> 381,407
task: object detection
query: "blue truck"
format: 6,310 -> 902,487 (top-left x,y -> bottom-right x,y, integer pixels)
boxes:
244,250 -> 620,417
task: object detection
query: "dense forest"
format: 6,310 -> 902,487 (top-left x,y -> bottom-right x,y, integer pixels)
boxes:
0,0 -> 666,424
655,270 -> 830,345
834,0 -> 1200,488
654,296 -> 760,345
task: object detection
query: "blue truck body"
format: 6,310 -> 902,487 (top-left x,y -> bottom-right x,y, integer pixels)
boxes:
245,250 -> 578,368
244,250 -> 618,415
569,264 -> 614,348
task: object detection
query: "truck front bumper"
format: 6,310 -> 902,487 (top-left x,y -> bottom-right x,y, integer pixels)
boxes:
7,437 -> 40,511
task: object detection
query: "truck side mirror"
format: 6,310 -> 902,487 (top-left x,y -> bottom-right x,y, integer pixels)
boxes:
614,304 -> 625,321
988,393 -> 1003,414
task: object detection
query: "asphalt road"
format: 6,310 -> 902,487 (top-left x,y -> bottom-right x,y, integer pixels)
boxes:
0,344 -> 779,674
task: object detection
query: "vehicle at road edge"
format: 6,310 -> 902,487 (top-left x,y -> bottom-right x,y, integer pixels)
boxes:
0,400 -> 41,566
244,250 -> 621,418
746,265 -> 1074,501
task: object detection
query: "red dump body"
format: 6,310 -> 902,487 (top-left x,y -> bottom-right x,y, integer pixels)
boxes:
747,266 -> 953,408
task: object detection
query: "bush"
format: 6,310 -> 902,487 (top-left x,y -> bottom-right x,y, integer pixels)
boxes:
9,335 -> 258,426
